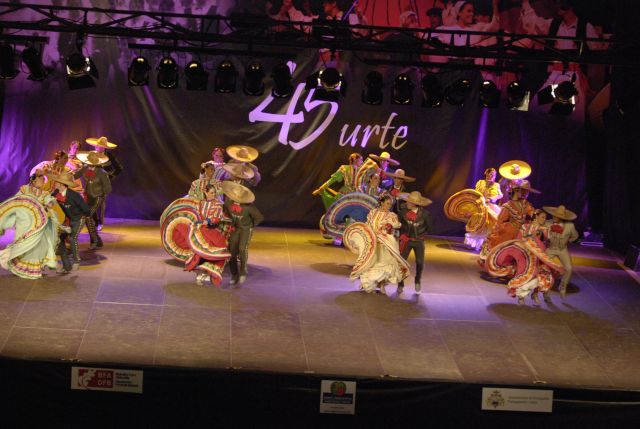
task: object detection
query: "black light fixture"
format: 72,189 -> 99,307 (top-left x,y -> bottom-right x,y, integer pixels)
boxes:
506,81 -> 529,111
421,74 -> 443,108
21,46 -> 50,81
215,60 -> 236,93
0,44 -> 18,80
391,73 -> 413,105
157,55 -> 179,89
444,78 -> 472,106
362,70 -> 384,105
537,73 -> 577,115
128,56 -> 150,86
307,67 -> 345,102
244,63 -> 265,96
185,60 -> 209,90
66,34 -> 98,90
271,63 -> 293,98
479,80 -> 500,108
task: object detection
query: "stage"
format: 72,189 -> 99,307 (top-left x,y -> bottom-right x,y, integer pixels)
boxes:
1,219 -> 640,390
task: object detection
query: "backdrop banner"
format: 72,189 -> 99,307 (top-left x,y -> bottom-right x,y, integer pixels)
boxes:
0,42 -> 587,235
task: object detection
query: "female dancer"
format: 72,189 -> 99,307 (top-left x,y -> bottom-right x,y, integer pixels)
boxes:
351,194 -> 410,294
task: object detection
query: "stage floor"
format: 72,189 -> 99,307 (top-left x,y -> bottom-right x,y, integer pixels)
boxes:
1,219 -> 640,390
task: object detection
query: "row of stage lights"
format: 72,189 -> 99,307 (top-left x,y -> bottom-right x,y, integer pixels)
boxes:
0,44 -> 577,114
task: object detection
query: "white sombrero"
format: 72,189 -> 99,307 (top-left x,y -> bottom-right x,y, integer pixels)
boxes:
398,191 -> 432,206
369,151 -> 399,166
222,163 -> 255,180
221,181 -> 255,204
86,136 -> 118,149
76,151 -> 109,166
226,145 -> 259,163
543,205 -> 577,221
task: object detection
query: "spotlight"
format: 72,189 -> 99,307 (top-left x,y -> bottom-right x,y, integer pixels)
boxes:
185,60 -> 209,90
128,56 -> 150,86
157,56 -> 179,89
506,81 -> 530,111
0,44 -> 18,80
271,63 -> 293,98
244,63 -> 265,96
421,74 -> 443,108
66,52 -> 97,90
307,67 -> 345,102
319,67 -> 342,91
537,74 -> 577,115
392,73 -> 413,105
215,60 -> 236,93
479,80 -> 500,108
21,46 -> 50,81
445,78 -> 472,106
362,71 -> 384,105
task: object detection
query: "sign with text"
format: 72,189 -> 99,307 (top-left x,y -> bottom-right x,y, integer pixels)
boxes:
71,367 -> 143,394
319,380 -> 356,415
482,387 -> 553,413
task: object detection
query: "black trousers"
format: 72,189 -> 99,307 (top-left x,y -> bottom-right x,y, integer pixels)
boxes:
58,218 -> 83,269
398,240 -> 425,286
228,228 -> 253,277
86,195 -> 104,245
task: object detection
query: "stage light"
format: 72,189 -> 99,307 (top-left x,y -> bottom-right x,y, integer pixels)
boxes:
307,67 -> 345,102
506,81 -> 530,111
319,67 -> 342,91
272,63 -> 293,98
66,52 -> 98,90
21,46 -> 50,81
243,63 -> 265,96
421,74 -> 443,108
445,78 -> 472,106
128,56 -> 150,86
157,56 -> 179,89
537,74 -> 577,115
553,80 -> 577,103
215,60 -> 236,93
0,44 -> 18,80
362,71 -> 383,105
479,80 -> 500,108
185,60 -> 209,90
392,73 -> 413,105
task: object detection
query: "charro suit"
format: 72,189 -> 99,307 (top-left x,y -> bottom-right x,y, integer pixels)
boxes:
545,221 -> 579,291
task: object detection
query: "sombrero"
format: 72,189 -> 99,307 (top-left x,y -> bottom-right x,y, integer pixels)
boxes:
543,205 -> 577,221
385,169 -> 415,182
369,151 -> 399,166
499,160 -> 531,180
76,151 -> 108,166
222,163 -> 255,180
221,181 -> 255,204
226,145 -> 259,163
86,136 -> 118,149
398,191 -> 432,206
512,180 -> 540,194
47,172 -> 77,188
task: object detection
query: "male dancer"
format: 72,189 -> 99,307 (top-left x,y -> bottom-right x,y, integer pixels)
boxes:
543,205 -> 579,297
50,172 -> 90,272
222,181 -> 264,286
75,152 -> 111,249
397,191 -> 433,294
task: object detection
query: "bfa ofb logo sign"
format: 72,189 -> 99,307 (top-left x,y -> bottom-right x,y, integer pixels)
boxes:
249,64 -> 409,151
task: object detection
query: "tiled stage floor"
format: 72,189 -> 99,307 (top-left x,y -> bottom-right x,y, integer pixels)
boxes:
1,220 -> 640,390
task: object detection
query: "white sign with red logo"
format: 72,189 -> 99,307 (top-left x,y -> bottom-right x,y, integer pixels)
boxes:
319,380 -> 357,415
71,367 -> 143,394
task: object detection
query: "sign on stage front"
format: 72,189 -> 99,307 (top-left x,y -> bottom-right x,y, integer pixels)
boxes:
319,380 -> 357,415
71,366 -> 143,394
